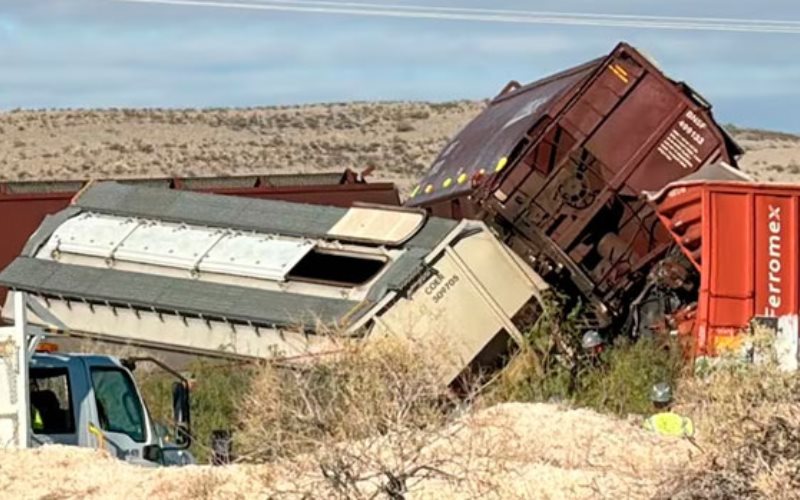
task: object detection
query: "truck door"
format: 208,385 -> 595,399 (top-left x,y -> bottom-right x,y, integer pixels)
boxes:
86,365 -> 151,462
29,367 -> 78,446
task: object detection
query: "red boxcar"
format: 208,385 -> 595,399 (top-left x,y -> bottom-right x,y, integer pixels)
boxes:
407,42 -> 742,328
0,170 -> 399,304
651,178 -> 800,356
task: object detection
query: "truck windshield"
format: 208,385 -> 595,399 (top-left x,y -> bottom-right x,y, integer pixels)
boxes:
90,367 -> 146,443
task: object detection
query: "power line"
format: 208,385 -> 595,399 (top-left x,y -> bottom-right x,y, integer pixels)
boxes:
116,0 -> 800,34
243,0 -> 800,27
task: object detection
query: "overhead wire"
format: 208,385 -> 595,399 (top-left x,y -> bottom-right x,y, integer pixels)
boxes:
237,0 -> 800,27
115,0 -> 800,34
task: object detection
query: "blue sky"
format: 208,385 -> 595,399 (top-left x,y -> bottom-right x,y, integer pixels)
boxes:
2,0 -> 799,132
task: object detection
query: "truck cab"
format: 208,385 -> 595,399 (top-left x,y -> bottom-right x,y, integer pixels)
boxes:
27,349 -> 193,466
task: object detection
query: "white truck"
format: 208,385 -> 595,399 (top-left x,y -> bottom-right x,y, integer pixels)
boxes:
0,292 -> 194,466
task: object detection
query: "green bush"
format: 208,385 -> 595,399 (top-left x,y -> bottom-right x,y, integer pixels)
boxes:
575,337 -> 685,415
489,292 -> 685,416
136,360 -> 254,463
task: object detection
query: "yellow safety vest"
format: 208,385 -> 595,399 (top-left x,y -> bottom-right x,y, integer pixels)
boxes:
644,412 -> 695,438
32,407 -> 44,431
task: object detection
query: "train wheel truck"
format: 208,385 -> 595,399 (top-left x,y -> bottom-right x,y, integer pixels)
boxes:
0,291 -> 194,466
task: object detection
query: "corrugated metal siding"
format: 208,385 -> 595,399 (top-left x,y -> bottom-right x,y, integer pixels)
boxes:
652,181 -> 800,356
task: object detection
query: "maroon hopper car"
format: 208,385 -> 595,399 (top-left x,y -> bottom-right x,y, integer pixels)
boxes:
407,42 -> 742,328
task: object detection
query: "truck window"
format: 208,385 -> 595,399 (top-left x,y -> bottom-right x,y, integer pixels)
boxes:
30,368 -> 75,434
90,368 -> 146,443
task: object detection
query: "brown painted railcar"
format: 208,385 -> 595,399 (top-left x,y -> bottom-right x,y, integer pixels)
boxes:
408,42 -> 742,327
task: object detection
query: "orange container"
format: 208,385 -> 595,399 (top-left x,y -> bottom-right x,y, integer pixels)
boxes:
651,178 -> 800,355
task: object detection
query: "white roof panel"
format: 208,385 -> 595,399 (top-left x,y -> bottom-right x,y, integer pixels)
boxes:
40,213 -> 317,283
48,213 -> 139,259
327,207 -> 425,245
115,222 -> 224,270
200,234 -> 314,281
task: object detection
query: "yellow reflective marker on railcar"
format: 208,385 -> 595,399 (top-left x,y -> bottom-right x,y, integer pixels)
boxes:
608,63 -> 629,84
409,185 -> 420,198
443,178 -> 453,188
495,156 -> 509,172
424,184 -> 434,194
457,173 -> 468,184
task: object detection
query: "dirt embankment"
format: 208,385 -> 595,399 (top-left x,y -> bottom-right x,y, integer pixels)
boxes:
1,104 -> 798,194
0,403 -> 697,499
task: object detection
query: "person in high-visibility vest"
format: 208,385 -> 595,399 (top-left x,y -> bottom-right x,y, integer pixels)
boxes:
643,382 -> 695,438
31,405 -> 44,432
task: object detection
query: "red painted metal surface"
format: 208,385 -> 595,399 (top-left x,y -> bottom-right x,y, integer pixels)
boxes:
0,171 -> 399,304
652,180 -> 800,355
408,41 -> 742,327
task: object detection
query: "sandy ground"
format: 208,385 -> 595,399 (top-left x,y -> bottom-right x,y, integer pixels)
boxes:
0,403 -> 698,499
0,102 -> 480,193
1,104 -> 798,195
732,128 -> 800,182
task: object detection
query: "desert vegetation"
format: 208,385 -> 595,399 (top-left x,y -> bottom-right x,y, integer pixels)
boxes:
120,298 -> 800,499
2,311 -> 799,498
1,104 -> 799,194
0,102 -> 482,192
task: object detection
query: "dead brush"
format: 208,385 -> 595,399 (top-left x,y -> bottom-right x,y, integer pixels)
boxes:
675,331 -> 800,453
662,415 -> 800,499
662,332 -> 800,499
233,337 -> 503,498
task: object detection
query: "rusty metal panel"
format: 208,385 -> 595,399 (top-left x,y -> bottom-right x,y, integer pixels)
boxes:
234,184 -> 400,207
3,181 -> 85,194
179,176 -> 260,190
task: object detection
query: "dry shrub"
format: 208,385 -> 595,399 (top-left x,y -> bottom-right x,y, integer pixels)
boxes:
236,338 -> 449,460
676,337 -> 800,452
662,335 -> 800,499
234,338 -> 495,498
663,415 -> 800,500
183,470 -> 226,500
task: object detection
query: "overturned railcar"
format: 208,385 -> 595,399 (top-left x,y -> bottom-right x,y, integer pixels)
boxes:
0,182 -> 545,385
407,42 -> 742,328
0,170 -> 399,306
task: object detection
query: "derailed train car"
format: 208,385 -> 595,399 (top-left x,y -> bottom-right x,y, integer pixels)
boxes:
649,169 -> 800,362
0,170 -> 399,306
0,182 -> 546,385
407,42 -> 743,330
